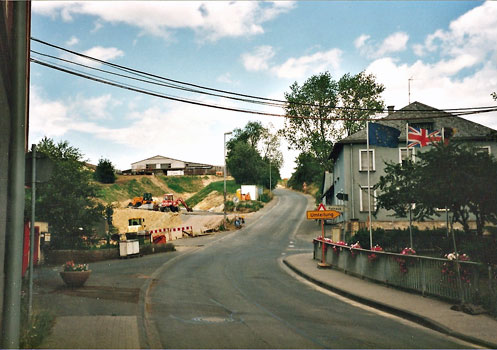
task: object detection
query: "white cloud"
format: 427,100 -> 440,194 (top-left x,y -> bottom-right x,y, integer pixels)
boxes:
32,1 -> 295,42
62,46 -> 124,67
354,34 -> 370,49
66,36 -> 79,46
356,31 -> 409,58
362,2 -> 497,133
378,32 -> 409,56
365,57 -> 497,130
412,1 -> 497,64
217,73 -> 238,85
271,48 -> 342,79
29,88 -> 70,138
241,46 -> 275,72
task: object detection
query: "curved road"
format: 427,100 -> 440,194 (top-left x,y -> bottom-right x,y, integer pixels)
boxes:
146,189 -> 468,349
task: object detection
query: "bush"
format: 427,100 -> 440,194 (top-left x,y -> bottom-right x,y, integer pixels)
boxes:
259,191 -> 273,203
94,158 -> 116,184
225,200 -> 264,213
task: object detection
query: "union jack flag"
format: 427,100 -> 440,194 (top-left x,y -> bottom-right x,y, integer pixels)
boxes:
407,126 -> 442,148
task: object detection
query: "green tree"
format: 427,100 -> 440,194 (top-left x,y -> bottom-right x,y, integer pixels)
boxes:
226,121 -> 282,189
374,160 -> 420,219
282,71 -> 384,172
31,137 -> 104,248
94,158 -> 117,184
337,71 -> 386,137
226,141 -> 265,185
375,142 -> 497,235
287,152 -> 322,191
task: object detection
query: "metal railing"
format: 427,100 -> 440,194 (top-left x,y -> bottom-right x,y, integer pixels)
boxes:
313,239 -> 497,309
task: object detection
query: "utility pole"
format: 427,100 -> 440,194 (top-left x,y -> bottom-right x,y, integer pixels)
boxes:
223,131 -> 232,229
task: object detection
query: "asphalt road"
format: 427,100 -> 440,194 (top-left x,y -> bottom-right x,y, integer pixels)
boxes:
146,189 -> 468,349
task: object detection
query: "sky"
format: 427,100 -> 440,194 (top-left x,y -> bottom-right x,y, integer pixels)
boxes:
29,1 -> 497,178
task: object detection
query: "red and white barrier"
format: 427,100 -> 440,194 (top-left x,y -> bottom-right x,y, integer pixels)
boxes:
150,226 -> 194,243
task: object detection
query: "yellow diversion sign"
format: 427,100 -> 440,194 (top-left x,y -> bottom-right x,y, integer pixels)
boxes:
306,203 -> 341,220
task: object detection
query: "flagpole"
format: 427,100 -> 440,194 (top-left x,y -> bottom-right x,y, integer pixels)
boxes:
367,122 -> 373,249
406,122 -> 413,248
406,122 -> 409,148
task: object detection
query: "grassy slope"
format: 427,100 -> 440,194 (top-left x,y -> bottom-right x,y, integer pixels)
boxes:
95,175 -> 207,204
185,180 -> 238,207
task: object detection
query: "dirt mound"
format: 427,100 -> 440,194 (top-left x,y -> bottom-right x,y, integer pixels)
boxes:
113,208 -> 182,233
193,191 -> 224,211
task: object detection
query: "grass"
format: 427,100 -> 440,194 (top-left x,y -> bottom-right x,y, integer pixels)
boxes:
186,180 -> 237,207
157,175 -> 204,193
96,175 -> 208,204
20,281 -> 56,349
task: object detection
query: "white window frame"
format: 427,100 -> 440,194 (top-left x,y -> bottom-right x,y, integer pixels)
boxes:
359,149 -> 375,171
477,146 -> 491,155
398,147 -> 416,163
360,186 -> 377,212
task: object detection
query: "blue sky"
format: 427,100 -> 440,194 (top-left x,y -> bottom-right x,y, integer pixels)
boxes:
30,1 -> 497,178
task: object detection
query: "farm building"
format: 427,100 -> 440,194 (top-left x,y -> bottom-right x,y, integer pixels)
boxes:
125,155 -> 223,176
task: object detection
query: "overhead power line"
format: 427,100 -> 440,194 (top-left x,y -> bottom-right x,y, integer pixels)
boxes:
30,36 -> 497,119
31,57 -> 497,122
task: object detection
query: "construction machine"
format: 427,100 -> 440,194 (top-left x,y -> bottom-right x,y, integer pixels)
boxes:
159,193 -> 193,213
128,193 -> 159,210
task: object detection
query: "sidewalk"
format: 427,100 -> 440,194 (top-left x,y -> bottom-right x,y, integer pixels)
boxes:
284,253 -> 497,349
34,252 -> 175,349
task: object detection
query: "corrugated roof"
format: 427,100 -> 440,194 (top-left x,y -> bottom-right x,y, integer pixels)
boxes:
330,101 -> 497,160
131,155 -> 213,167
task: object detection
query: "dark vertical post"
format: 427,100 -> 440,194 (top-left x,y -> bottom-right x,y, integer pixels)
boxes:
1,2 -> 29,347
28,144 -> 36,319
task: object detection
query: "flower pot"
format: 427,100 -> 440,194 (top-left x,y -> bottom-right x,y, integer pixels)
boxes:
59,270 -> 91,288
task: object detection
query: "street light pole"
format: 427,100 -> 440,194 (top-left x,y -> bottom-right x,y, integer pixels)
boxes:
269,159 -> 271,194
223,131 -> 232,228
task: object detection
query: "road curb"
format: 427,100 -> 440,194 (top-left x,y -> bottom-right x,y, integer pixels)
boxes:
282,257 -> 497,349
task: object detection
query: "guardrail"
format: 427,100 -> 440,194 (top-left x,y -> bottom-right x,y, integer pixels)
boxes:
313,239 -> 497,309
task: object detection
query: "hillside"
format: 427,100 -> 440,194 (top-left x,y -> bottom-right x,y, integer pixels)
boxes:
95,174 -> 237,210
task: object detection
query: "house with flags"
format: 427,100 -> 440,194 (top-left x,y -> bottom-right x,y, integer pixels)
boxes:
323,101 -> 497,241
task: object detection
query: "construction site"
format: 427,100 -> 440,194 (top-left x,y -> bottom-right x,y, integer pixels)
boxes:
101,174 -> 262,246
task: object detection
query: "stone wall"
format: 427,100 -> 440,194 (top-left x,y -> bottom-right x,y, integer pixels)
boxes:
43,243 -> 175,266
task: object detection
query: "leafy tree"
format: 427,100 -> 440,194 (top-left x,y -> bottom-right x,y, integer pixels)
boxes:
94,158 -> 117,184
375,142 -> 497,235
287,152 -> 322,191
337,71 -> 386,137
226,121 -> 282,189
226,141 -> 265,185
29,137 -> 104,248
282,71 -> 384,172
373,160 -> 420,219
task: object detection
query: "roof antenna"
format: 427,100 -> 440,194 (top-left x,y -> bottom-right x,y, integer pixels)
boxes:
408,77 -> 414,104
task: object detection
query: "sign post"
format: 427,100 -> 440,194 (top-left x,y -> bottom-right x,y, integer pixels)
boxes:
307,203 -> 341,268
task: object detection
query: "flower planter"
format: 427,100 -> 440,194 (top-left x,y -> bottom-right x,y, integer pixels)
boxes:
60,270 -> 92,288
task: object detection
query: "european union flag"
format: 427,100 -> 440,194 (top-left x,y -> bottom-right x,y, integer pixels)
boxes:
368,123 -> 400,148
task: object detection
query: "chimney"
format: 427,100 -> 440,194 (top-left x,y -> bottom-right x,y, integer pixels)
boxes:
387,105 -> 395,115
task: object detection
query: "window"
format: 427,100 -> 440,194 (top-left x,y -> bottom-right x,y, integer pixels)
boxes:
359,149 -> 375,171
476,146 -> 491,155
360,186 -> 376,212
410,122 -> 434,130
399,147 -> 415,163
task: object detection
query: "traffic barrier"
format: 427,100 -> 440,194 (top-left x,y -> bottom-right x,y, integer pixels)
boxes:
150,226 -> 194,243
